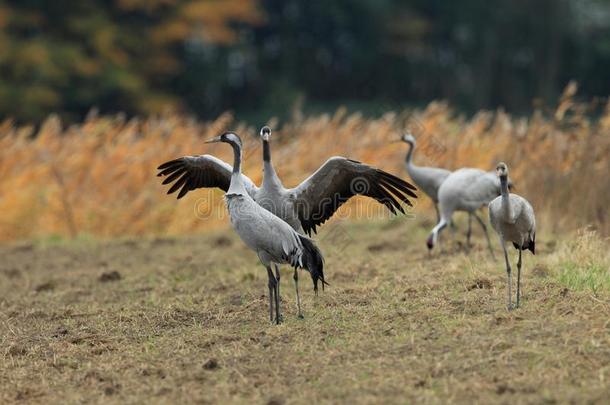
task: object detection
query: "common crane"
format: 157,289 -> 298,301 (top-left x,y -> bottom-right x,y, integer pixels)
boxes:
426,168 -> 507,258
489,162 -> 536,310
399,132 -> 481,247
200,132 -> 326,323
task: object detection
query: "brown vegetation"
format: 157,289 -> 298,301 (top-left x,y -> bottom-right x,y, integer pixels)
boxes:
1,88 -> 609,242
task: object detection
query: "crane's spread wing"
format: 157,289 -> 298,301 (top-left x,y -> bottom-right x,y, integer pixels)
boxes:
289,157 -> 418,235
157,154 -> 258,199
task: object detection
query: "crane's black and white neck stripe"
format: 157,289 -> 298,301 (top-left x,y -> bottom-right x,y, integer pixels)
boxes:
261,126 -> 271,162
259,126 -> 282,190
215,132 -> 247,196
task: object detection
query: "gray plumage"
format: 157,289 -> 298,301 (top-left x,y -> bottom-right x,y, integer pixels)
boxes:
160,131 -> 325,324
489,162 -> 536,310
401,132 -> 481,247
426,167 -> 507,258
400,133 -> 450,222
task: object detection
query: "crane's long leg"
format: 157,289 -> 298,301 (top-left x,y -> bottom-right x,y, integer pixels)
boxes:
473,212 -> 496,260
466,213 -> 472,247
294,268 -> 304,319
266,266 -> 277,323
516,248 -> 522,308
274,264 -> 281,324
500,239 -> 513,310
430,204 -> 441,258
434,203 -> 441,224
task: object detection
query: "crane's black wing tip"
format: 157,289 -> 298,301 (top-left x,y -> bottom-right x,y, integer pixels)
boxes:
157,159 -> 181,170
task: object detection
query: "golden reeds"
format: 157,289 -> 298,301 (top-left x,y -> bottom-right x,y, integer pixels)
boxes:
0,90 -> 608,242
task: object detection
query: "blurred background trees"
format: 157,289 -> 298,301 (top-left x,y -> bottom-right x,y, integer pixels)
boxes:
0,0 -> 609,122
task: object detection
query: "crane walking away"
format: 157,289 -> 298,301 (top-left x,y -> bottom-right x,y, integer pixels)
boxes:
158,126 -> 417,315
399,132 -> 480,247
426,168 -> 508,259
200,132 -> 325,323
489,162 -> 536,310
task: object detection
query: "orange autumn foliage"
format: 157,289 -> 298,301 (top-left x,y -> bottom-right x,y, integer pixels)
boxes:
0,93 -> 609,242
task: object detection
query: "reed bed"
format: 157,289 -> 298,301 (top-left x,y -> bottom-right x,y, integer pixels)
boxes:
0,88 -> 608,242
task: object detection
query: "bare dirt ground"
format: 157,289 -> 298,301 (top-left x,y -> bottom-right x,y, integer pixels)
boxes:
1,217 -> 609,404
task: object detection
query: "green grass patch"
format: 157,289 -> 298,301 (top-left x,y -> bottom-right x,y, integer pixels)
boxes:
557,261 -> 610,294
551,228 -> 610,294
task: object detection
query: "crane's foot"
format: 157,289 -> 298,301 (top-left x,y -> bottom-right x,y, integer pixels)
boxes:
297,313 -> 305,320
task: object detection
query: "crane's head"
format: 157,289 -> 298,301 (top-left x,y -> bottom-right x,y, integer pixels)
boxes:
259,126 -> 271,142
204,131 -> 242,148
426,234 -> 434,250
401,132 -> 416,145
496,162 -> 509,178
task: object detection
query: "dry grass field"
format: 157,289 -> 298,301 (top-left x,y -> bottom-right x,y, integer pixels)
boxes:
1,217 -> 609,404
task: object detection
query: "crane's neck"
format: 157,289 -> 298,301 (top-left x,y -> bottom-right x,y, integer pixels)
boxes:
262,140 -> 283,190
405,140 -> 415,167
227,142 -> 247,195
263,139 -> 271,162
500,175 -> 513,219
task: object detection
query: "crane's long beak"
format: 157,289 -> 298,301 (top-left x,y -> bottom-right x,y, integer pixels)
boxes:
389,139 -> 403,144
204,136 -> 222,144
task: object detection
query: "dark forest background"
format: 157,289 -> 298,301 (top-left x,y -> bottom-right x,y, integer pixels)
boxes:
1,0 -> 610,122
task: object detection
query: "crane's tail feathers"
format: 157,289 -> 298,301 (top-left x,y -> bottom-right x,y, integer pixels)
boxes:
529,233 -> 536,255
297,235 -> 327,292
512,235 -> 535,255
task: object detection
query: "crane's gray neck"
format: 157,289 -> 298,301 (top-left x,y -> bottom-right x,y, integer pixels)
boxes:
262,140 -> 282,189
405,140 -> 415,166
227,142 -> 247,195
500,175 -> 513,219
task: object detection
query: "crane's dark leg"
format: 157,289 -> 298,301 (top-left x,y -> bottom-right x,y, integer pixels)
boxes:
473,212 -> 495,260
500,240 -> 513,310
431,205 -> 440,257
293,268 -> 304,319
266,266 -> 277,323
274,264 -> 282,324
466,213 -> 472,247
434,203 -> 441,224
516,248 -> 522,308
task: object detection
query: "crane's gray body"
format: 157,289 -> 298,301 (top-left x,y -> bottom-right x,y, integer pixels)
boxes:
406,164 -> 450,203
256,160 -> 303,232
489,194 -> 536,248
427,167 -> 503,256
438,168 -> 501,217
225,189 -> 306,268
